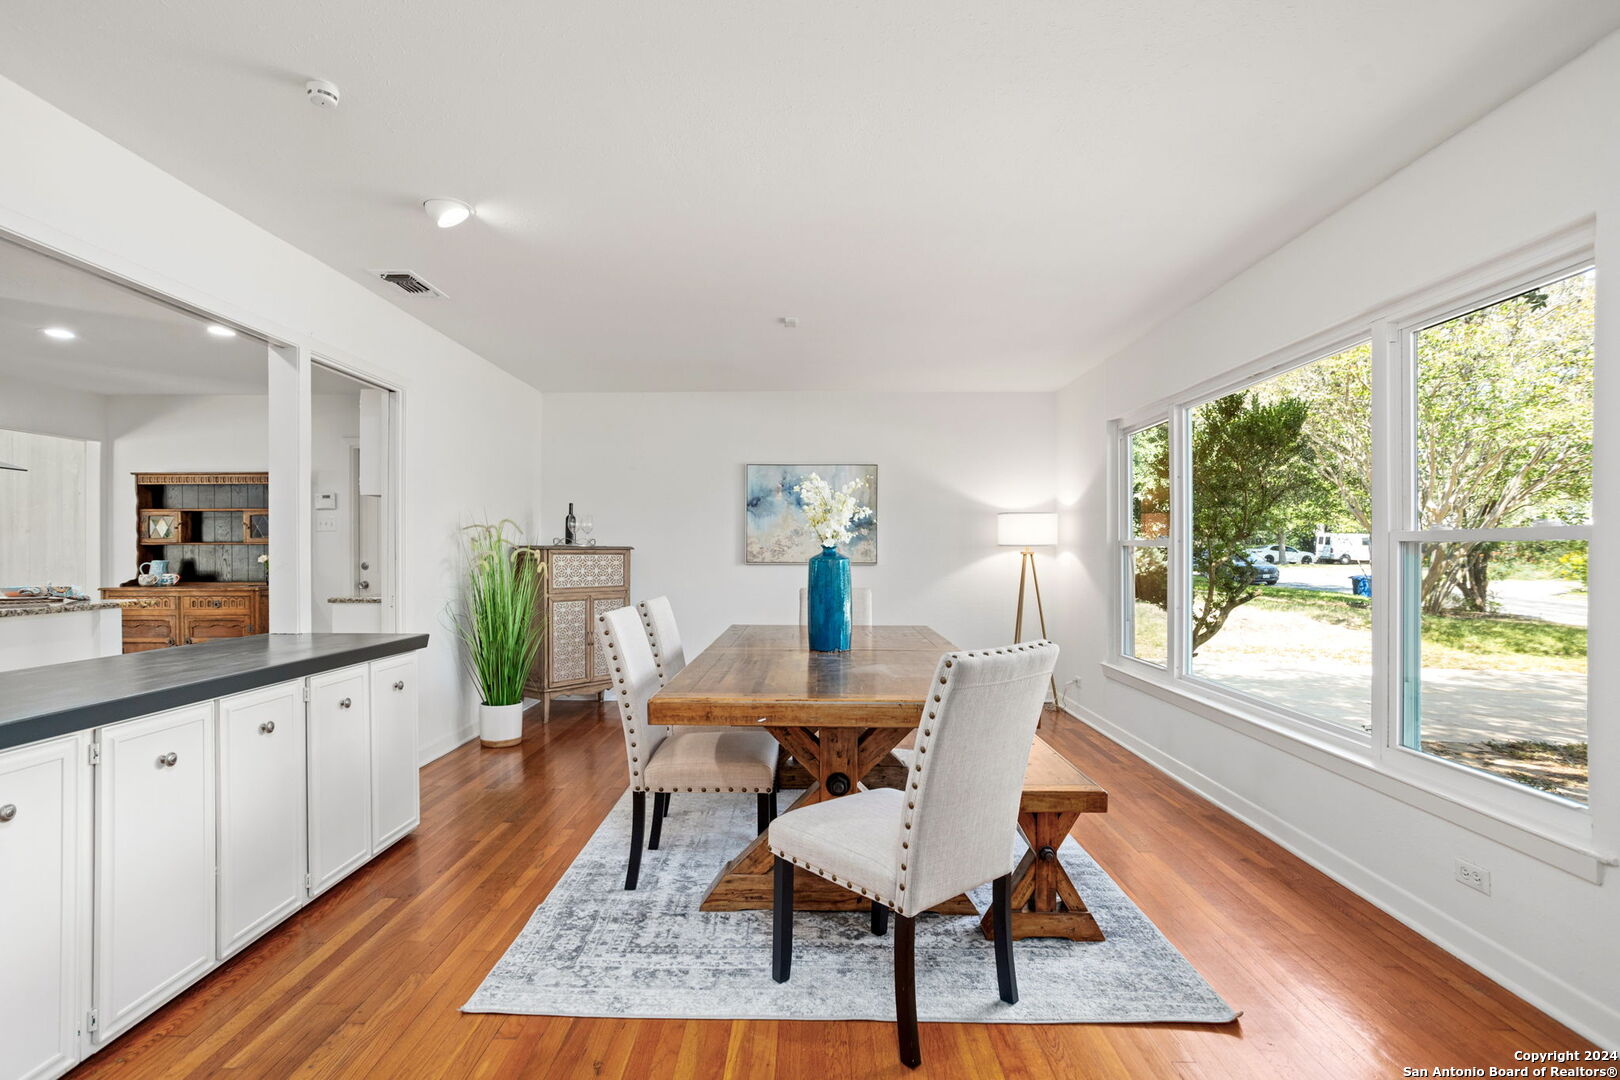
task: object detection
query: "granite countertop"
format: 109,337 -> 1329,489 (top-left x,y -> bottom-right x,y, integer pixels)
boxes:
0,599 -> 132,619
0,632 -> 429,751
327,596 -> 382,604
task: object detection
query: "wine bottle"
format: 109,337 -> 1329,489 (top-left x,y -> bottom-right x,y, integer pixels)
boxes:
565,502 -> 577,545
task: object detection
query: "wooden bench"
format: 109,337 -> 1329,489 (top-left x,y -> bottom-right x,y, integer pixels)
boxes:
980,738 -> 1109,942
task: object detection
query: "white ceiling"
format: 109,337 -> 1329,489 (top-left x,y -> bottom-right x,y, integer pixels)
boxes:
0,239 -> 267,395
1,2 -> 1615,393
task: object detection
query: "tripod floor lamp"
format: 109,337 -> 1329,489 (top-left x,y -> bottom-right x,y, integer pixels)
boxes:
998,512 -> 1060,705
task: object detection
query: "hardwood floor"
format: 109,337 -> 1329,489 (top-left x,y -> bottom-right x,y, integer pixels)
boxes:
68,702 -> 1593,1079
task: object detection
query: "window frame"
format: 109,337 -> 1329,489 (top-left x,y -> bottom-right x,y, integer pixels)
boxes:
1117,417 -> 1171,668
1380,253 -> 1596,828
1174,334 -> 1378,747
1107,226 -> 1599,850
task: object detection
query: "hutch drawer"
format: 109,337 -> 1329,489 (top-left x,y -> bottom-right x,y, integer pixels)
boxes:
182,594 -> 254,614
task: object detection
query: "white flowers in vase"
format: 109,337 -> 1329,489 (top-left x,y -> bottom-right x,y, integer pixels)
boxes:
794,473 -> 873,549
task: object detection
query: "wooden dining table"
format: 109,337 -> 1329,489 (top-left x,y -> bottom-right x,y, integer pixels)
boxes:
647,624 -> 977,913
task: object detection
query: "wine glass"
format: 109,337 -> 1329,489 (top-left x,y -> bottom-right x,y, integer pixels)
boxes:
578,515 -> 596,546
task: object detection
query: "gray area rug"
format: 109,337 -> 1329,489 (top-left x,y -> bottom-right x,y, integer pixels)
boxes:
463,790 -> 1238,1024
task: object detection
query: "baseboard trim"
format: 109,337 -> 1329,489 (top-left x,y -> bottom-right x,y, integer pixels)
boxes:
420,724 -> 478,766
1058,700 -> 1620,1050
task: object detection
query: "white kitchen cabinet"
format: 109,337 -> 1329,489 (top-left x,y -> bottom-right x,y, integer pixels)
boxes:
217,680 -> 308,959
307,664 -> 371,895
0,735 -> 89,1080
93,703 -> 216,1045
368,653 -> 420,851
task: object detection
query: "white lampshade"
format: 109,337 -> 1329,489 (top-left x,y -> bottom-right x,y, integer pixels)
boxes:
997,512 -> 1057,547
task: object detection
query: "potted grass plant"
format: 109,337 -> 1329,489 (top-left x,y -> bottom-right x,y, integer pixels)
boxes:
453,521 -> 545,747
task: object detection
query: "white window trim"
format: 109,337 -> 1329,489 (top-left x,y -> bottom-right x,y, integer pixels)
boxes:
1384,250 -> 1595,826
1118,418 -> 1171,665
1105,224 -> 1608,876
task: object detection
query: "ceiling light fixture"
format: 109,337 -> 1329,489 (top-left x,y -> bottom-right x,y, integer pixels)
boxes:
42,326 -> 76,340
206,324 -> 237,338
423,198 -> 473,229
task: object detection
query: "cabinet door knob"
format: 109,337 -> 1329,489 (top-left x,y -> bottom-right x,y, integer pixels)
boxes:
338,697 -> 352,709
0,803 -> 15,823
158,752 -> 178,767
393,680 -> 405,691
259,720 -> 276,735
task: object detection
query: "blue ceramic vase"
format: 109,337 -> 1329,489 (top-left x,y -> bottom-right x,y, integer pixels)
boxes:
807,544 -> 852,652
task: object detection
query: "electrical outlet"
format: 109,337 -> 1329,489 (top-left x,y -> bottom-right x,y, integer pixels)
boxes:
1454,858 -> 1491,895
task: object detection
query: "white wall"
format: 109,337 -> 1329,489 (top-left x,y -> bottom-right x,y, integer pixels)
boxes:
310,391 -> 358,631
0,73 -> 545,762
1054,33 -> 1620,1046
0,372 -> 105,442
542,391 -> 1056,661
0,428 -> 89,587
0,374 -> 108,665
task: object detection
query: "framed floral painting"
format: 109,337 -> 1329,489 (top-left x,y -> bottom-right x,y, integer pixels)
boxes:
745,464 -> 877,564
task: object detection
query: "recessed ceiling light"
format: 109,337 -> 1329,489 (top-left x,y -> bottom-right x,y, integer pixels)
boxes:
42,326 -> 76,340
423,198 -> 473,229
206,324 -> 237,338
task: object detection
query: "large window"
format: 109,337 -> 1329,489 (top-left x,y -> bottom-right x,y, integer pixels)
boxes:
1113,247 -> 1597,818
1399,266 -> 1594,803
1188,343 -> 1372,731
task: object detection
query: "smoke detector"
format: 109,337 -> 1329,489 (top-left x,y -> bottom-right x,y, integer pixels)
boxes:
305,79 -> 340,109
371,270 -> 447,298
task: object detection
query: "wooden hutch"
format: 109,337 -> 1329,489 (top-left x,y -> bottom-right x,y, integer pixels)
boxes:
101,472 -> 270,652
519,545 -> 632,721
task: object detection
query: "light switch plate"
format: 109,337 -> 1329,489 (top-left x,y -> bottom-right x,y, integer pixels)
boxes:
315,512 -> 338,533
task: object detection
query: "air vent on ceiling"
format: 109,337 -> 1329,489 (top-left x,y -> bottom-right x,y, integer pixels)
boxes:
371,270 -> 446,298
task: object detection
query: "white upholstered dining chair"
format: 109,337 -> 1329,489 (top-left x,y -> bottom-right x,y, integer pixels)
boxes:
797,586 -> 873,628
767,640 -> 1059,1069
637,595 -> 685,684
598,605 -> 780,889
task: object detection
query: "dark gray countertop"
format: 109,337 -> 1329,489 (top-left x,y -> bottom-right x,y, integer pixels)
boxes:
0,633 -> 429,751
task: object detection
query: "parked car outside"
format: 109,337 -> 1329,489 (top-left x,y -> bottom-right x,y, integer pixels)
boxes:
1246,544 -> 1312,565
1234,556 -> 1279,585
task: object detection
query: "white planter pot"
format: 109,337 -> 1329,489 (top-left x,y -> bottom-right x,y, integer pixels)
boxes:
479,702 -> 524,748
